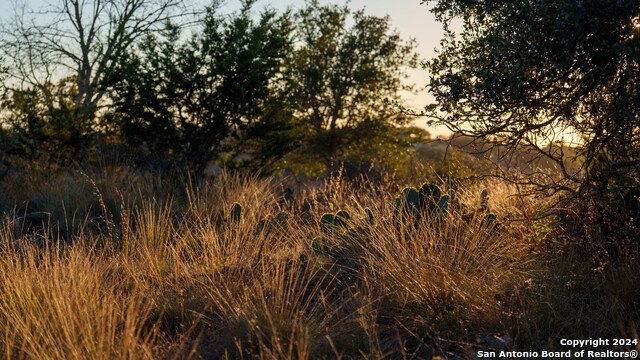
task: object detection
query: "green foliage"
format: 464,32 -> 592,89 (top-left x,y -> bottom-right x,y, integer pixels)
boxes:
532,219 -> 559,243
424,0 -> 640,206
103,4 -> 296,172
286,0 -> 419,174
1,1 -> 422,177
0,77 -> 94,168
0,78 -> 95,173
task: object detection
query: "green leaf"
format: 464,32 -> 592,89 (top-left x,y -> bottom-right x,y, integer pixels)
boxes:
537,231 -> 548,242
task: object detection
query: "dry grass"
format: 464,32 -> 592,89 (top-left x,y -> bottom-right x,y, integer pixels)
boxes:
0,238 -> 156,359
0,167 -> 637,359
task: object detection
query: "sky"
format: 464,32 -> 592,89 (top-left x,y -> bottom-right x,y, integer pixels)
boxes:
0,0 -> 450,136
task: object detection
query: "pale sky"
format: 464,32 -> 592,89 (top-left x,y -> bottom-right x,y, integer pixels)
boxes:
0,0 -> 450,136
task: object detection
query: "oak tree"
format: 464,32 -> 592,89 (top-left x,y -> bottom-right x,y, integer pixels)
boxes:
424,0 -> 640,210
103,2 -> 296,172
287,0 -> 420,175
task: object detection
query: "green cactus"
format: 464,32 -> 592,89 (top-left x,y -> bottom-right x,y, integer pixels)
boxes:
311,236 -> 330,255
481,213 -> 497,228
313,209 -> 369,259
405,187 -> 421,208
364,208 -> 374,225
480,189 -> 489,211
437,194 -> 450,219
229,202 -> 243,222
319,213 -> 336,235
335,210 -> 351,221
420,183 -> 441,204
319,211 -> 349,237
393,197 -> 401,212
396,187 -> 421,215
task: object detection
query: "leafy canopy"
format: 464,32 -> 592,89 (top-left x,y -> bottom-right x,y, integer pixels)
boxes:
423,0 -> 640,212
103,2 -> 295,172
286,0 -> 421,176
424,0 -> 640,203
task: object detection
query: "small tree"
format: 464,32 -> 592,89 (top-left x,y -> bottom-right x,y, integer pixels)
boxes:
1,77 -> 94,169
103,3 -> 296,172
0,0 -> 187,167
423,0 -> 640,211
286,0 -> 420,175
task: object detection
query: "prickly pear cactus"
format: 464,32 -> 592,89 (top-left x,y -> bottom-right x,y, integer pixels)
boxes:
319,211 -> 349,237
480,189 -> 489,211
313,210 -> 355,257
311,236 -> 330,255
335,210 -> 350,221
395,187 -> 421,216
481,213 -> 497,228
364,208 -> 374,225
420,183 -> 442,204
437,194 -> 450,219
319,213 -> 337,235
229,202 -> 243,222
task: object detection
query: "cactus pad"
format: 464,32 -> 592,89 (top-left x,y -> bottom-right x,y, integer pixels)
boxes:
229,202 -> 243,222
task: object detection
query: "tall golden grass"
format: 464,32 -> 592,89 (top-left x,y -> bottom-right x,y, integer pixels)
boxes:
0,168 -> 637,359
